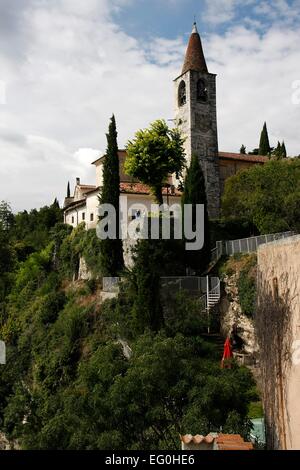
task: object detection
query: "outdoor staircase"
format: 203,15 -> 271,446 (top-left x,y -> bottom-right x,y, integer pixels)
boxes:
200,277 -> 221,334
201,277 -> 221,312
207,290 -> 221,310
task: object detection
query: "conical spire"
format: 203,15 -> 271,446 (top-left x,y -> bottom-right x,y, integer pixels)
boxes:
182,22 -> 208,75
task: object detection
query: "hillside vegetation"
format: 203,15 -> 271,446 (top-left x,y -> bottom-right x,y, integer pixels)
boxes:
222,159 -> 300,234
0,203 -> 256,450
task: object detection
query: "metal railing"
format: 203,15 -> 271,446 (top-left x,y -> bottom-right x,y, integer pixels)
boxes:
161,276 -> 219,296
211,231 -> 295,262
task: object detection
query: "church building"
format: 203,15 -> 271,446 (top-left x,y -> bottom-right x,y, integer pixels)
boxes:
64,22 -> 268,228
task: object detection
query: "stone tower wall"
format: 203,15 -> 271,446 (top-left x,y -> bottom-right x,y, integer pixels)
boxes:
174,70 -> 220,219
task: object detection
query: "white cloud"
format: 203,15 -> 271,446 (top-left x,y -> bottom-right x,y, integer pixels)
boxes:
203,0 -> 256,25
203,0 -> 300,27
206,26 -> 300,155
0,0 -> 183,211
0,0 -> 300,212
254,0 -> 300,24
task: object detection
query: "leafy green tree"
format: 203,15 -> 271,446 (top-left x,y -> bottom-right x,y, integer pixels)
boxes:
272,141 -> 287,160
129,240 -> 164,334
248,148 -> 259,155
181,154 -> 210,273
259,122 -> 271,156
12,203 -> 63,252
0,226 -> 16,315
240,145 -> 246,154
238,257 -> 257,318
283,191 -> 300,232
0,202 -> 257,451
222,159 -> 300,233
0,201 -> 14,232
125,120 -> 186,204
272,141 -> 282,160
99,115 -> 124,276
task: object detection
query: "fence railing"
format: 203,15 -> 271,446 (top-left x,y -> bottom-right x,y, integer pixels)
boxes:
160,276 -> 219,296
211,231 -> 295,262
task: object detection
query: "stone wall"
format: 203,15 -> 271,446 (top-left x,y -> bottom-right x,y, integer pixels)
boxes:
256,235 -> 300,449
174,70 -> 220,219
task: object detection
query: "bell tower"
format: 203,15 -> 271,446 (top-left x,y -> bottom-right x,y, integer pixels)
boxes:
174,22 -> 220,218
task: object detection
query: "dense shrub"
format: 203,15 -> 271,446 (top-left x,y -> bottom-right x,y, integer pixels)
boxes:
238,258 -> 257,317
222,159 -> 300,234
0,209 -> 257,450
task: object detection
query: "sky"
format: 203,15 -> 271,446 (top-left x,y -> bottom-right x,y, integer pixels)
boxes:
1,0 -> 300,212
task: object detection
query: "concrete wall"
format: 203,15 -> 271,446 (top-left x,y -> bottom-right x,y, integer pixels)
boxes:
257,235 -> 300,449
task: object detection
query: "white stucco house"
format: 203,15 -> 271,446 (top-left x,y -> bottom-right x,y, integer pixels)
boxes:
63,150 -> 182,231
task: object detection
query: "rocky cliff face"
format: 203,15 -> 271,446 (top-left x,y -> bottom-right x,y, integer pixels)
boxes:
0,432 -> 10,450
219,271 -> 258,356
0,432 -> 20,450
77,257 -> 93,281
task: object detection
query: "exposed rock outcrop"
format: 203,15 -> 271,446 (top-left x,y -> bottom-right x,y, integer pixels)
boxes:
78,256 -> 93,281
219,271 -> 258,356
0,432 -> 20,450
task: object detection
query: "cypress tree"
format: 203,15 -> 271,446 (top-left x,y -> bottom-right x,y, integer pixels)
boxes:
272,141 -> 281,160
273,141 -> 287,160
281,141 -> 287,158
99,115 -> 124,276
276,141 -> 281,155
182,154 -> 210,274
130,240 -> 164,334
67,181 -> 71,198
240,145 -> 246,154
259,122 -> 271,156
53,198 -> 60,208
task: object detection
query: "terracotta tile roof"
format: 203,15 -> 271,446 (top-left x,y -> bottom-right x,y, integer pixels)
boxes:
216,434 -> 254,451
78,184 -> 97,191
181,433 -> 254,451
64,198 -> 86,211
80,186 -> 98,195
181,434 -> 215,445
219,152 -> 268,163
182,23 -> 208,75
120,182 -> 182,197
93,149 -> 268,167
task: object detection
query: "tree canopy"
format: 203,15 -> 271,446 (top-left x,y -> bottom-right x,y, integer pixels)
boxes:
182,154 -> 210,273
222,159 -> 300,233
0,209 -> 256,449
125,120 -> 186,204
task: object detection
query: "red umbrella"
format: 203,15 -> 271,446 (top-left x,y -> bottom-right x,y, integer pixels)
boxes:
221,337 -> 232,368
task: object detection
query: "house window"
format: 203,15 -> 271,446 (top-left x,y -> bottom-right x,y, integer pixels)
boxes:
90,213 -> 94,222
82,212 -> 85,221
71,216 -> 74,224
